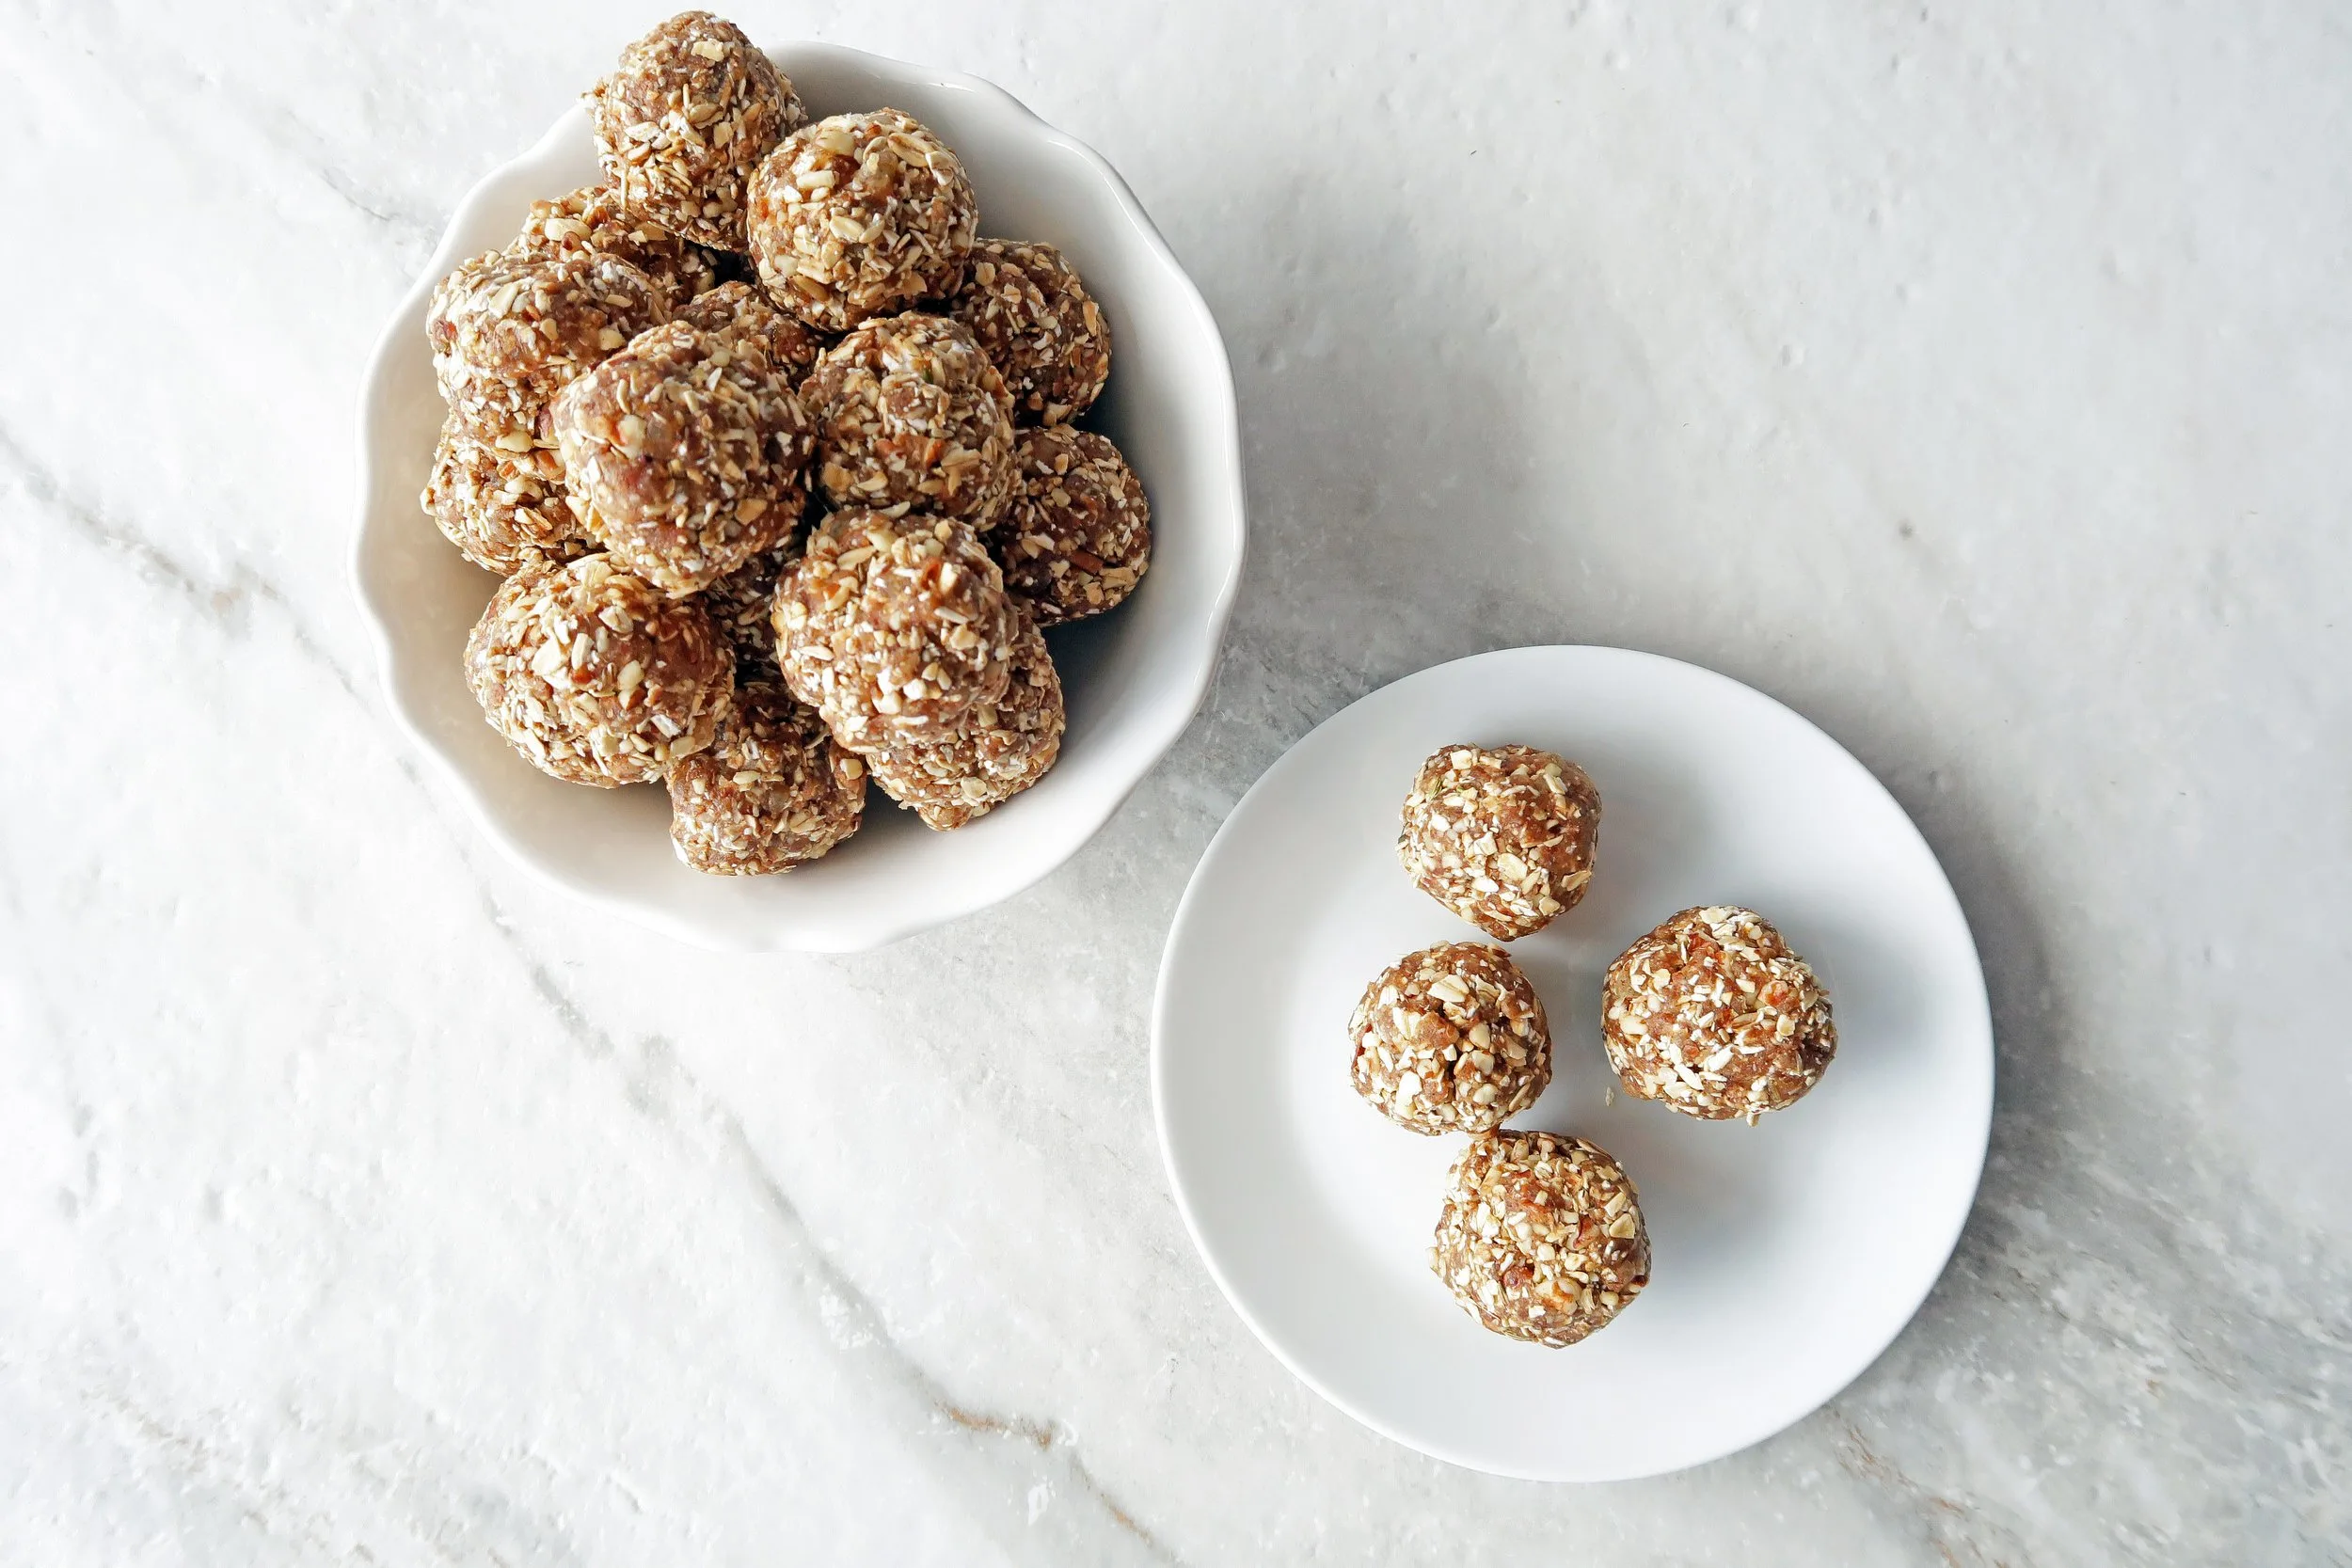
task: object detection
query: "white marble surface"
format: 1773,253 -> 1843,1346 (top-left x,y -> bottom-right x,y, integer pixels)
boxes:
2,0 -> 2346,1561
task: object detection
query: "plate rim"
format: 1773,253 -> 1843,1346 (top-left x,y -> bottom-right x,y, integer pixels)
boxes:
1150,643 -> 1994,1481
348,41 -> 1248,953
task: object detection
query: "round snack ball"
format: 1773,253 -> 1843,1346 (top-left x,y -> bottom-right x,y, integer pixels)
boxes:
421,419 -> 593,575
1432,1132 -> 1651,1348
1349,942 -> 1551,1135
772,508 -> 1017,747
551,317 -> 814,596
801,312 -> 1015,523
586,11 -> 804,250
427,248 -> 667,449
696,541 -> 802,684
857,609 -> 1063,831
950,239 -> 1111,425
465,554 -> 732,786
746,109 -> 978,331
1399,744 -> 1601,942
1601,906 -> 1837,1122
992,426 -> 1150,626
671,279 -> 832,383
668,681 -> 866,873
511,181 -> 721,310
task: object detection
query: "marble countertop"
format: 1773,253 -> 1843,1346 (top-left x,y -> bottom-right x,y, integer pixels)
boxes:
4,1 -> 2346,1561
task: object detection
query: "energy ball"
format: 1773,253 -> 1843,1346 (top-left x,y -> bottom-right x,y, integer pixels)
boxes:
1349,942 -> 1551,1134
802,312 -> 1015,523
696,541 -> 801,684
465,554 -> 733,787
586,11 -> 804,250
746,109 -> 977,331
992,426 -> 1150,626
856,608 -> 1063,830
1432,1132 -> 1650,1348
773,508 -> 1017,747
1399,744 -> 1601,941
511,181 -> 721,310
421,419 -> 592,575
668,681 -> 866,873
672,279 -> 831,383
950,239 -> 1111,425
427,248 -> 667,450
1602,906 -> 1837,1122
550,316 -> 814,596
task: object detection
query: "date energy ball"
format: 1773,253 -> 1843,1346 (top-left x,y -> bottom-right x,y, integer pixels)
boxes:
511,181 -> 721,310
1602,906 -> 1837,1122
465,554 -> 733,787
1399,744 -> 1601,941
672,279 -> 831,383
801,312 -> 1016,523
551,317 -> 814,596
427,248 -> 668,450
1349,942 -> 1551,1134
746,109 -> 978,331
950,239 -> 1112,425
668,681 -> 866,873
857,609 -> 1064,830
773,508 -> 1017,747
992,426 -> 1151,626
1433,1132 -> 1651,1347
421,419 -> 592,575
696,541 -> 801,684
586,11 -> 805,249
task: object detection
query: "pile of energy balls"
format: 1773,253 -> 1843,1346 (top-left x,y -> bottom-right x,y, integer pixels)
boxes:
421,12 -> 1150,874
1357,744 -> 1839,1347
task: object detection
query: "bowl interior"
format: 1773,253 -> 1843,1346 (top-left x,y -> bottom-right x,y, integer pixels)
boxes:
355,44 -> 1243,952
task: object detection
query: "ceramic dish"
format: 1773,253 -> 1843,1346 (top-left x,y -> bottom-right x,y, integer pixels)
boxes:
1153,646 -> 1993,1481
354,43 -> 1245,952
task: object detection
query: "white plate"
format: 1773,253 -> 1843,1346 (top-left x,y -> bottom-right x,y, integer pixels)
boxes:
352,44 -> 1245,952
1152,646 -> 1993,1481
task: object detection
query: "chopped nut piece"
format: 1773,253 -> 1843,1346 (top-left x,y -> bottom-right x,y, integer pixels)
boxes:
464,555 -> 732,787
1432,1132 -> 1650,1347
1349,942 -> 1551,1134
1398,743 -> 1600,941
1601,906 -> 1837,1121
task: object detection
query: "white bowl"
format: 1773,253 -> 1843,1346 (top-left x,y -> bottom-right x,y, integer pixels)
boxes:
353,43 -> 1245,952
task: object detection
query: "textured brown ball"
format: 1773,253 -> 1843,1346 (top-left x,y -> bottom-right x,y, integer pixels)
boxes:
855,609 -> 1064,830
586,11 -> 804,249
950,239 -> 1111,425
550,317 -> 814,596
426,249 -> 668,450
695,541 -> 802,684
991,426 -> 1151,625
1432,1132 -> 1650,1348
1399,744 -> 1601,941
421,419 -> 592,575
772,508 -> 1018,747
464,555 -> 732,787
1602,906 -> 1837,1122
801,312 -> 1016,524
746,109 -> 978,331
510,181 -> 722,310
671,280 -> 832,383
668,682 -> 866,873
1349,942 -> 1551,1135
